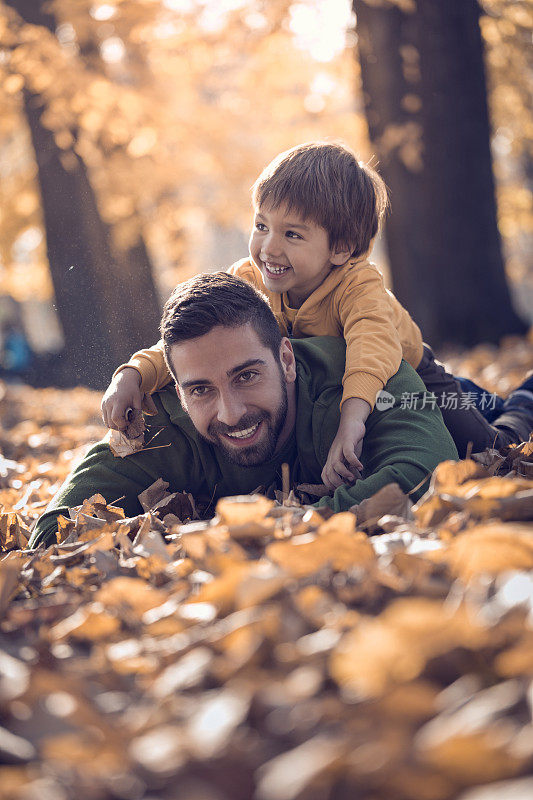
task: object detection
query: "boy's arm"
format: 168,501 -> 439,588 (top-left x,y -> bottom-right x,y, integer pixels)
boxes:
316,365 -> 459,513
102,341 -> 171,430
321,397 -> 369,489
336,262 -> 405,410
113,339 -> 171,395
321,265 -> 405,487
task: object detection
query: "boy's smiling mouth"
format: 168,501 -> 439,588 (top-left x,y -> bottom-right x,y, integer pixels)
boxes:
264,261 -> 291,276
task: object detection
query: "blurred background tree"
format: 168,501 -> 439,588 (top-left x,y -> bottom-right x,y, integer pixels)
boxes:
3,0 -> 161,388
354,0 -> 528,346
0,0 -> 530,388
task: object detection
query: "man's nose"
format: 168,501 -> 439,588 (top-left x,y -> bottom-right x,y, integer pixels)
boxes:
216,390 -> 247,427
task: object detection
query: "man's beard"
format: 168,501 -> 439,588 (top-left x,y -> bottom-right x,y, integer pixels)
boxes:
205,381 -> 288,467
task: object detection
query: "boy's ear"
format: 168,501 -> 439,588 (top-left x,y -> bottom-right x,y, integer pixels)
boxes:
330,243 -> 352,266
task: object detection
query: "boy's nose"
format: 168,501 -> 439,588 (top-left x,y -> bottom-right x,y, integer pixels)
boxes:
261,231 -> 282,258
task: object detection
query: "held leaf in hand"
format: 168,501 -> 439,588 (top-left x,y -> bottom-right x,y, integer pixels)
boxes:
124,407 -> 145,440
107,408 -> 145,457
107,428 -> 144,458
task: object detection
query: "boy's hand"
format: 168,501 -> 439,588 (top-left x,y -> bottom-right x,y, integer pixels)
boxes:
321,398 -> 370,491
101,367 -> 156,430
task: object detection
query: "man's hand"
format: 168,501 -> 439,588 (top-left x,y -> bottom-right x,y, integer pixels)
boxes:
101,367 -> 157,430
321,397 -> 371,491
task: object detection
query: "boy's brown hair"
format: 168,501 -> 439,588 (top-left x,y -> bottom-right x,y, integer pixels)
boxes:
252,141 -> 388,259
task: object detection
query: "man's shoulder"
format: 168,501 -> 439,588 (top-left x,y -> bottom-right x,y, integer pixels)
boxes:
151,383 -> 196,434
292,339 -> 423,398
386,359 -> 426,392
292,336 -> 346,368
292,336 -> 345,396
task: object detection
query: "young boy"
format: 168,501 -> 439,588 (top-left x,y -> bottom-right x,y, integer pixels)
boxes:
102,142 -> 533,487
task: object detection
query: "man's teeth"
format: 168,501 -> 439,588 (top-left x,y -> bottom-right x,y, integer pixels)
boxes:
225,423 -> 260,439
266,263 -> 289,274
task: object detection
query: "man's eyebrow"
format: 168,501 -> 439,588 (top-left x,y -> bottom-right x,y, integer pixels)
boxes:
179,359 -> 267,389
227,358 -> 267,377
179,378 -> 210,389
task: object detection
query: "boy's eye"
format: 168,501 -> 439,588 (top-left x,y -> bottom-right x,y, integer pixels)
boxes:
286,230 -> 303,240
255,222 -> 267,231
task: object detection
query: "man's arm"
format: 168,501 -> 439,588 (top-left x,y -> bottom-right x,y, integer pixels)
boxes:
315,362 -> 458,513
29,388 -> 201,549
28,440 -> 169,548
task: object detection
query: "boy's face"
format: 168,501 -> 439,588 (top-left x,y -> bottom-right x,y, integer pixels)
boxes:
249,201 -> 350,307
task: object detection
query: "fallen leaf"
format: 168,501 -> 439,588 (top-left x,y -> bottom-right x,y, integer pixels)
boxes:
353,483 -> 413,533
107,428 -> 144,458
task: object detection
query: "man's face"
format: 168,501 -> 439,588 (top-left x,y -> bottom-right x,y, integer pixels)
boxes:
169,324 -> 297,466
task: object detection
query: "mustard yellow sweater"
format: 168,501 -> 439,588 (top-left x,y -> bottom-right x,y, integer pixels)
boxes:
118,256 -> 424,410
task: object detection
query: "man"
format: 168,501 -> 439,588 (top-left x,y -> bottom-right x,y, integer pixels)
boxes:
30,273 -> 459,548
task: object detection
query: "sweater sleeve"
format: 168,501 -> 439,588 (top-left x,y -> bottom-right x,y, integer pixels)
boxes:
316,362 -> 458,512
28,440 -> 160,548
113,340 -> 172,395
336,264 -> 403,410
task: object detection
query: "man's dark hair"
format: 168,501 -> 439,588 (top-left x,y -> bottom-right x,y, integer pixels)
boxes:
161,272 -> 282,379
252,141 -> 388,259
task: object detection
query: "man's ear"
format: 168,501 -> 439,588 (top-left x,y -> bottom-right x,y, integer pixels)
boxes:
279,337 -> 297,383
330,242 -> 352,266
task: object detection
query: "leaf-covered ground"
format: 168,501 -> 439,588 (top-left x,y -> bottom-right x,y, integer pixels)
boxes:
0,335 -> 533,800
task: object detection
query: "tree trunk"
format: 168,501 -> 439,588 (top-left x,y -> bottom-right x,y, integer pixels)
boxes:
5,0 -> 161,388
353,0 -> 527,347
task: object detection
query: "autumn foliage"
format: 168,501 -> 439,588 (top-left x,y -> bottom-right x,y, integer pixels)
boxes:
1,337 -> 533,798
0,1 -> 532,796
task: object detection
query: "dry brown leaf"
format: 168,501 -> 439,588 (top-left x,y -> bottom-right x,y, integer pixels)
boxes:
216,494 -> 275,526
0,556 -> 22,617
432,459 -> 491,490
417,726 -> 527,784
353,482 -> 413,533
440,523 -> 533,580
266,529 -> 375,579
0,512 -> 31,551
329,598 -> 490,699
256,734 -> 346,800
107,428 -> 144,458
457,777 -> 533,800
124,407 -> 145,440
495,635 -> 533,677
96,576 -> 168,614
49,604 -> 120,641
138,477 -> 170,511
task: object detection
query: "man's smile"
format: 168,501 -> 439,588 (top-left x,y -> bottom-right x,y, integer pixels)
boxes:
207,410 -> 271,456
222,420 -> 262,442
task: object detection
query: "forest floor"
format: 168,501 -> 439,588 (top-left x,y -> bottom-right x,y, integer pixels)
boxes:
0,333 -> 532,800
